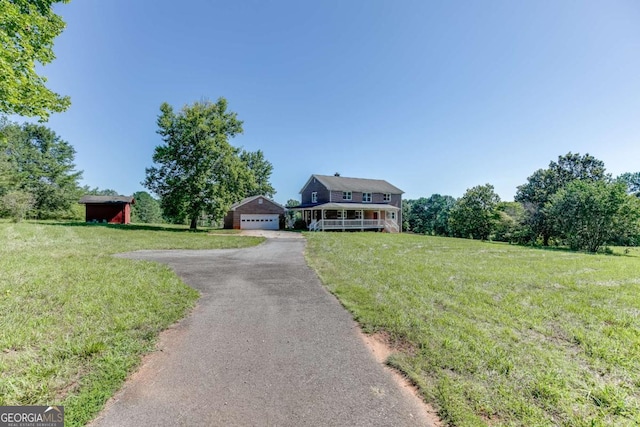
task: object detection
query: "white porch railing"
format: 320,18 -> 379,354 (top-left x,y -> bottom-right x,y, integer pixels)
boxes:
308,219 -> 399,232
384,220 -> 399,233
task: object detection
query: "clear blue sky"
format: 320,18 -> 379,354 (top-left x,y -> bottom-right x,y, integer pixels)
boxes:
25,0 -> 640,204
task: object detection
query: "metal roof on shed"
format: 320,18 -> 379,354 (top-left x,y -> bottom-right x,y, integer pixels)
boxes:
79,195 -> 135,204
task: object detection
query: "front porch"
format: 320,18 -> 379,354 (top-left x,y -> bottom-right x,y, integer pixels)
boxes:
296,203 -> 400,233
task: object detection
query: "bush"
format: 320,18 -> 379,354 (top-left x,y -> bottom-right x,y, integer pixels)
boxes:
1,190 -> 35,222
293,219 -> 308,230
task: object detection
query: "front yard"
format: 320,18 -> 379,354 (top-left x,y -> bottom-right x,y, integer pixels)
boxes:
305,232 -> 640,426
0,221 -> 263,426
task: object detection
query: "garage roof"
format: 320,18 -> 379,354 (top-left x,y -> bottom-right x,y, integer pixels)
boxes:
230,195 -> 286,211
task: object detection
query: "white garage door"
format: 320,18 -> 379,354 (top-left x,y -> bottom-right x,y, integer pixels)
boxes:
240,214 -> 280,230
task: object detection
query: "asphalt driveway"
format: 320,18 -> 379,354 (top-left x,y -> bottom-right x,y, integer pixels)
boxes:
91,236 -> 432,426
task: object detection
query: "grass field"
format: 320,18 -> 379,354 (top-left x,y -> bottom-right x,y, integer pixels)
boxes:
0,221 -> 263,426
305,233 -> 640,427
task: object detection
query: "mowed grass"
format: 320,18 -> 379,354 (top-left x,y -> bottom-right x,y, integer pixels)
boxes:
305,233 -> 640,427
0,221 -> 263,426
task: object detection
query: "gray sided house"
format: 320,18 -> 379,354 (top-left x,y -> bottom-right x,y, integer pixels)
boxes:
295,174 -> 403,232
223,195 -> 286,230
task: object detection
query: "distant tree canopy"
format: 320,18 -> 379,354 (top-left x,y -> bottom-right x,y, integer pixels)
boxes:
404,194 -> 456,236
449,184 -> 500,240
547,180 -> 640,252
617,172 -> 640,197
408,152 -> 640,252
240,149 -> 275,198
0,119 -> 82,219
515,152 -> 607,245
82,187 -> 120,196
0,0 -> 71,120
131,191 -> 163,224
493,201 -> 525,243
143,98 -> 275,229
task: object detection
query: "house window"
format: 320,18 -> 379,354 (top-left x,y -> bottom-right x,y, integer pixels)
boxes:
337,211 -> 345,219
311,192 -> 317,203
390,211 -> 396,220
355,211 -> 362,219
383,193 -> 391,202
362,192 -> 372,203
342,191 -> 352,200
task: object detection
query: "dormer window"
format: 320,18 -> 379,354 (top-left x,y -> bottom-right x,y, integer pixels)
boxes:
342,191 -> 352,201
311,192 -> 318,203
362,192 -> 372,202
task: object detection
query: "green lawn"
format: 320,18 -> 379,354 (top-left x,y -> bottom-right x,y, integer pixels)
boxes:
0,221 -> 263,426
305,233 -> 640,427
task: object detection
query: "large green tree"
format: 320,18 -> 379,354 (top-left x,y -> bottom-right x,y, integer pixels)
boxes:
1,189 -> 34,221
144,99 -> 272,230
0,120 -> 82,218
515,152 -> 607,245
0,148 -> 15,193
449,184 -> 500,240
617,172 -> 640,197
493,201 -> 525,242
547,180 -> 640,252
0,0 -> 71,120
240,149 -> 275,198
406,194 -> 456,236
131,191 -> 163,224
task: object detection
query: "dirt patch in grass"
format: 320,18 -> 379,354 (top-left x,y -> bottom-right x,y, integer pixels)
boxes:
359,328 -> 444,427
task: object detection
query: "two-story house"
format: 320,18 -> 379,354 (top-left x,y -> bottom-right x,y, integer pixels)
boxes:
295,174 -> 403,232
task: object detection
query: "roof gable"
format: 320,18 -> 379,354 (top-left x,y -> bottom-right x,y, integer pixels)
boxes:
300,174 -> 403,194
230,195 -> 286,211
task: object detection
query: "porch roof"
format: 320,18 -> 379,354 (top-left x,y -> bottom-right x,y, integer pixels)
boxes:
292,202 -> 400,211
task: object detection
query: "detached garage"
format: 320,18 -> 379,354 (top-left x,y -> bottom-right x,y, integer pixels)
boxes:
223,195 -> 286,230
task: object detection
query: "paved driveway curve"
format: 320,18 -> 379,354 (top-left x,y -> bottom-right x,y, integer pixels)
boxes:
91,237 -> 431,426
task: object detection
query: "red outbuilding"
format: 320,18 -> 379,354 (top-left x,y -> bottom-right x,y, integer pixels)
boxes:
79,195 -> 135,224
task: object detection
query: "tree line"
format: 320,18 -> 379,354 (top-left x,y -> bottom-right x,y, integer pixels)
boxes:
1,97 -> 276,229
0,117 -> 165,223
403,153 -> 640,252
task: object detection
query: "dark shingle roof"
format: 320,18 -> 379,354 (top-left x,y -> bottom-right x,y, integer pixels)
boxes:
303,174 -> 404,194
79,195 -> 134,204
229,195 -> 285,211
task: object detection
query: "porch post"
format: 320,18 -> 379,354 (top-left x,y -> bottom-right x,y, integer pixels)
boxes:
342,209 -> 345,231
360,210 -> 364,231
